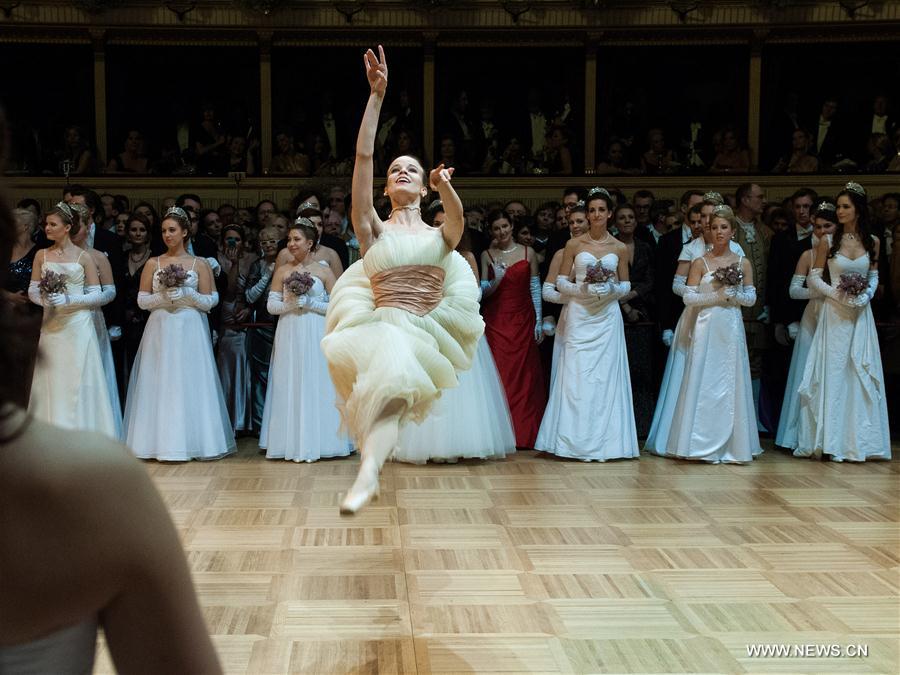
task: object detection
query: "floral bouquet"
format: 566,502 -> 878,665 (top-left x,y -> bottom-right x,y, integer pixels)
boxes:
38,269 -> 68,296
158,263 -> 188,288
837,272 -> 867,297
285,271 -> 314,296
584,262 -> 616,284
713,263 -> 744,286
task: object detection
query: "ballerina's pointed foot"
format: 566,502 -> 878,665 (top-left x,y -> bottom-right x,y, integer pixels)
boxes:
339,460 -> 381,515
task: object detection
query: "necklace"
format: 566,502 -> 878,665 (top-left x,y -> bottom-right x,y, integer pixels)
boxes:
390,205 -> 421,217
589,231 -> 612,245
498,243 -> 517,254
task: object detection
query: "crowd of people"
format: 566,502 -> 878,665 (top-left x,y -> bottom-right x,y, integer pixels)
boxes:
6,176 -> 896,464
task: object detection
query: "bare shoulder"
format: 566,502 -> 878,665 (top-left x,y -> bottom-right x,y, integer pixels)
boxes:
612,238 -> 628,253
689,256 -> 706,273
563,236 -> 583,252
193,256 -> 212,272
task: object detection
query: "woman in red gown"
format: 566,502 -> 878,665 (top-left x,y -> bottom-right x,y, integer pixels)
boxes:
480,209 -> 546,447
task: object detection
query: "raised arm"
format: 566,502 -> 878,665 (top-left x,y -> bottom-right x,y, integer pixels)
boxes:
431,163 -> 464,249
352,46 -> 388,255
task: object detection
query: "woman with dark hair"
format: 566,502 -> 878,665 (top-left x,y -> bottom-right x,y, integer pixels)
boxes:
60,125 -> 94,175
798,182 -> 890,461
775,201 -> 838,451
124,206 -> 235,461
481,208 -> 546,448
27,203 -> 117,437
536,187 -> 638,461
260,219 -> 350,462
106,129 -> 149,174
321,46 -> 482,512
123,213 -> 151,376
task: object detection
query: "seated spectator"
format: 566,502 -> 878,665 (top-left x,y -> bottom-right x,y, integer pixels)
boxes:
106,130 -> 149,174
863,133 -> 892,173
193,102 -> 226,175
544,125 -> 573,175
58,125 -> 94,175
270,127 -> 310,175
596,140 -> 638,175
772,128 -> 819,174
710,126 -> 750,174
439,134 -> 458,172
224,135 -> 256,175
641,128 -> 679,175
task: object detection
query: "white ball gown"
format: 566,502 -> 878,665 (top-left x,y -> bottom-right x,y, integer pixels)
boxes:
535,251 -> 639,461
28,256 -> 118,438
797,248 -> 890,461
666,260 -> 762,463
645,238 -> 744,455
775,250 -> 821,450
124,259 -> 236,461
394,335 -> 516,463
260,276 -> 353,462
90,291 -> 123,440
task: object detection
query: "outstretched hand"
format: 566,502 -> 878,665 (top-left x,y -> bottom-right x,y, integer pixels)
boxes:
364,45 -> 388,96
429,163 -> 455,191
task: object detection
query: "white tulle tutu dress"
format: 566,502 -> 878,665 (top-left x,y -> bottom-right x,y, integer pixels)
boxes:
394,335 -> 516,463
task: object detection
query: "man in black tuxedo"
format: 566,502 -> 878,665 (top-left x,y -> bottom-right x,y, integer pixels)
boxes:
655,190 -> 705,346
810,97 -> 847,170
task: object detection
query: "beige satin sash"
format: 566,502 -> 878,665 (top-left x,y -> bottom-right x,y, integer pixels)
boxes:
370,264 -> 445,316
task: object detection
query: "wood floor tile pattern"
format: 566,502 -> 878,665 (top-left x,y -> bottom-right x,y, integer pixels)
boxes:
93,440 -> 900,674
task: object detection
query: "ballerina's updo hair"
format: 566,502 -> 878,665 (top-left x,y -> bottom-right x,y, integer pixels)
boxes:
162,205 -> 190,231
47,201 -> 83,237
290,217 -> 319,251
586,186 -> 615,211
829,181 -> 876,264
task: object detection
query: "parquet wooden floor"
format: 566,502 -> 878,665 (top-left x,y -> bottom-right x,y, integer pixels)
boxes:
95,439 -> 900,674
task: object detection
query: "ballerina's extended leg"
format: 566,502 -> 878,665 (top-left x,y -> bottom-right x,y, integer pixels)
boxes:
340,411 -> 401,514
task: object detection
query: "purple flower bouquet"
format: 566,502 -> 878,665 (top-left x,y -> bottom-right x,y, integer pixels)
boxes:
38,269 -> 68,296
837,272 -> 867,296
584,262 -> 616,284
713,263 -> 744,286
158,263 -> 188,288
285,271 -> 314,296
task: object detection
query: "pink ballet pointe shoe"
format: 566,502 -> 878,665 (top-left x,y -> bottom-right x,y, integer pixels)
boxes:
340,459 -> 380,515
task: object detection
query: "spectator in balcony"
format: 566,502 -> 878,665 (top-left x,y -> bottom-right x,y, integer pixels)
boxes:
490,136 -> 528,175
545,125 -> 573,176
710,126 -> 750,174
270,127 -> 310,175
308,132 -> 334,176
438,134 -> 458,173
857,94 -> 896,160
888,129 -> 900,172
444,89 -> 475,171
58,125 -> 94,175
863,133 -> 893,173
222,135 -> 256,176
474,99 -> 501,174
193,102 -> 226,176
596,140 -> 638,176
106,130 -> 149,174
810,96 -> 847,169
772,128 -> 819,174
641,128 -> 678,175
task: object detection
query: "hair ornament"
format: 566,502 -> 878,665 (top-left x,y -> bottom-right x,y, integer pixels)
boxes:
712,204 -> 735,219
293,216 -> 315,229
844,181 -> 866,197
55,201 -> 75,221
296,201 -> 321,215
587,187 -> 611,199
572,200 -> 586,209
703,191 -> 724,205
165,206 -> 190,221
814,201 -> 836,215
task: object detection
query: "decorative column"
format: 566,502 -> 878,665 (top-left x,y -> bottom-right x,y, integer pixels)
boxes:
90,29 -> 108,166
747,30 -> 766,172
583,34 -> 600,173
423,32 -> 437,168
259,31 -> 273,173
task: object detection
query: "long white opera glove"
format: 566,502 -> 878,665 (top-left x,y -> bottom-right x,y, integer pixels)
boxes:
725,284 -> 757,307
206,257 -> 222,277
682,285 -> 729,307
167,287 -> 219,312
542,281 -> 563,304
53,285 -> 104,310
303,294 -> 329,316
556,275 -> 593,299
99,284 -> 116,306
266,291 -> 292,316
806,268 -> 853,307
788,274 -> 811,300
661,329 -> 674,347
530,276 -> 543,343
850,270 -> 879,308
27,281 -> 45,307
137,291 -> 168,311
607,280 -> 632,302
245,268 -> 273,304
672,274 -> 687,297
787,322 -> 800,341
